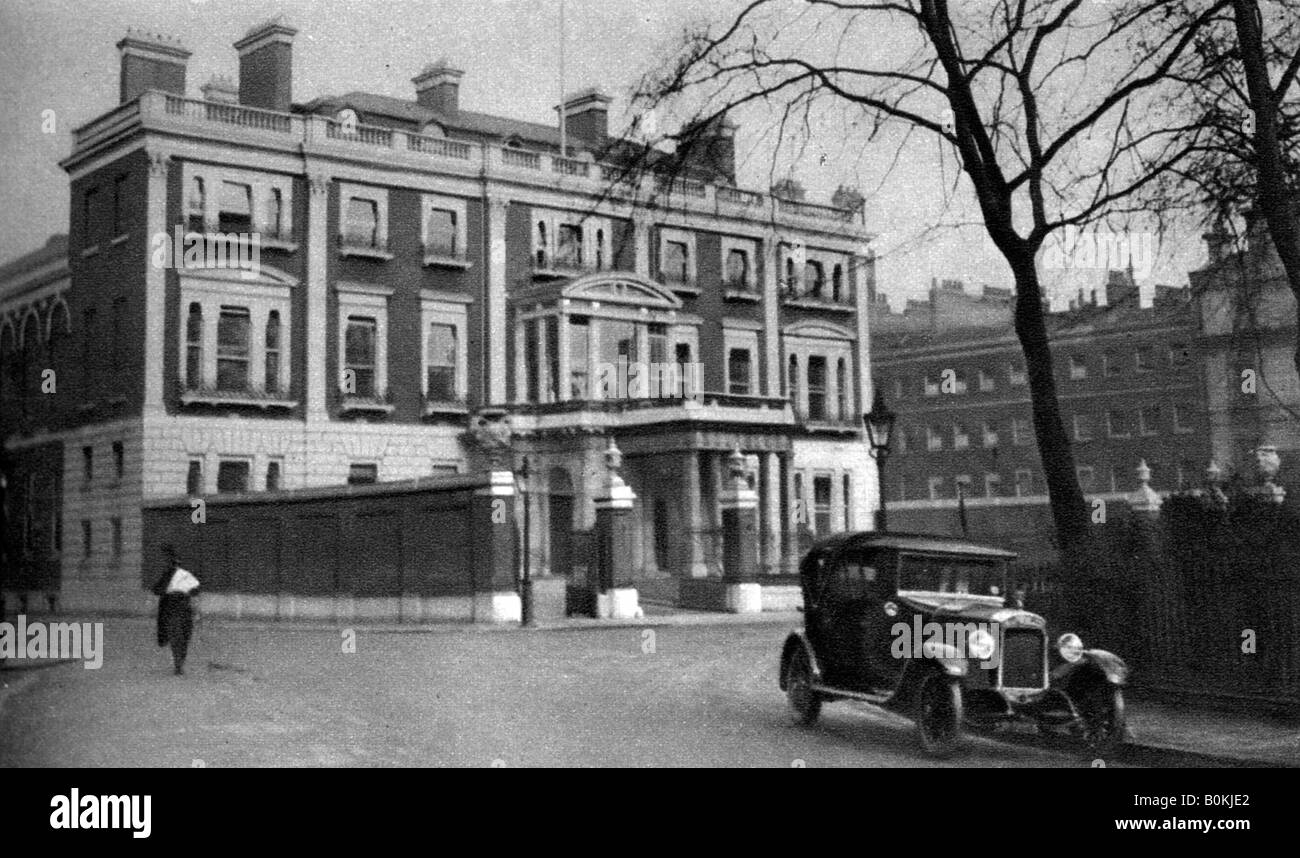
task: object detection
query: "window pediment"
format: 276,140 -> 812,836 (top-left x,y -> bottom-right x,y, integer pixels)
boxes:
561,273 -> 682,310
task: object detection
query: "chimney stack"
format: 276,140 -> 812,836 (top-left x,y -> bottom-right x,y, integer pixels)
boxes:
558,87 -> 613,147
414,59 -> 465,116
116,29 -> 191,104
234,16 -> 297,112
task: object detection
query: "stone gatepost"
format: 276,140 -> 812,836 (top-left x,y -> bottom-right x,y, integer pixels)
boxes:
719,447 -> 762,613
593,439 -> 640,620
472,469 -> 522,623
466,408 -> 521,623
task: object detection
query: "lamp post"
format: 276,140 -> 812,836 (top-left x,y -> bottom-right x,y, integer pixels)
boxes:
518,456 -> 536,628
863,388 -> 897,532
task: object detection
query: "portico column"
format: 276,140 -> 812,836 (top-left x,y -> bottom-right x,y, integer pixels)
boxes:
683,450 -> 707,577
486,196 -> 510,405
588,317 -> 602,400
719,448 -> 762,613
557,309 -> 571,401
305,170 -> 331,419
762,452 -> 782,575
782,452 -> 800,574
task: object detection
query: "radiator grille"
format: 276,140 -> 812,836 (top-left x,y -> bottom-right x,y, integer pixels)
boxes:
1000,628 -> 1046,689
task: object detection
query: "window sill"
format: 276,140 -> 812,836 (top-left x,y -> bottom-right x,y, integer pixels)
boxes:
781,296 -> 855,312
339,244 -> 394,261
80,244 -> 101,258
661,279 -> 699,296
180,389 -> 298,410
109,233 -> 130,247
423,399 -> 470,417
723,288 -> 761,302
260,237 -> 299,253
339,396 -> 395,416
423,252 -> 472,270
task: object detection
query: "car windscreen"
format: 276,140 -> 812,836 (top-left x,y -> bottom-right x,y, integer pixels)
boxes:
897,553 -> 1006,597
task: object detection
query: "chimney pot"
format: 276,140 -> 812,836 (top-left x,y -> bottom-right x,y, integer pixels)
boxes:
557,87 -> 613,147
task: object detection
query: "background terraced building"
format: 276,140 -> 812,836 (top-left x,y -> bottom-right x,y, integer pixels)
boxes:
0,18 -> 877,617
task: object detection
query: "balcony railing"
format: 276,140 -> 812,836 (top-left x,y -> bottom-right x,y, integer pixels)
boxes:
162,93 -> 294,133
406,134 -> 473,160
782,282 -> 856,310
553,156 -> 591,177
514,391 -> 790,417
73,91 -> 868,232
501,148 -> 542,170
723,277 -> 760,299
339,233 -> 393,260
532,254 -> 601,278
423,243 -> 472,268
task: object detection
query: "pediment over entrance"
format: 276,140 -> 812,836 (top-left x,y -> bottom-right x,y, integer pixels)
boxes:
783,319 -> 855,340
561,272 -> 683,310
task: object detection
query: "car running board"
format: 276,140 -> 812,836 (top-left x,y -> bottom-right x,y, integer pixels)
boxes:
811,683 -> 892,705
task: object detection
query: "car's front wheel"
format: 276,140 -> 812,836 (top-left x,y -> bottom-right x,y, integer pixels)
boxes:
1079,682 -> 1126,757
915,672 -> 964,758
785,647 -> 821,726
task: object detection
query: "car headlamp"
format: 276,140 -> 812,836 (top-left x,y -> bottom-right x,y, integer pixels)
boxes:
967,628 -> 996,661
1057,632 -> 1084,663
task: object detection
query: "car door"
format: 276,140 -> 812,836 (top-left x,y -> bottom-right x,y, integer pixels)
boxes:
817,553 -> 876,689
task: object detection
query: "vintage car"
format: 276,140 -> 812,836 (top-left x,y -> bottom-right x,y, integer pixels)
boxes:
778,532 -> 1128,757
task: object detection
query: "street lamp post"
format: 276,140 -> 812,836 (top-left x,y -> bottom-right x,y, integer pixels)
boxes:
518,456 -> 536,628
863,388 -> 897,532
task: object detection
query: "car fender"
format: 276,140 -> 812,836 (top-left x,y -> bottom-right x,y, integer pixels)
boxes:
918,639 -> 969,678
1051,648 -> 1129,687
779,631 -> 824,690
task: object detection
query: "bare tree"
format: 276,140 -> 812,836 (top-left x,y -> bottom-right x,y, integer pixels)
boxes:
1156,1 -> 1300,377
630,0 -> 1227,560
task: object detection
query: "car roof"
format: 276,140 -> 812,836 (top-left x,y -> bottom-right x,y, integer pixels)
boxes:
807,531 -> 1019,560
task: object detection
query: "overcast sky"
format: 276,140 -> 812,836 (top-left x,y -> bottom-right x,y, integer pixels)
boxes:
0,0 -> 1207,307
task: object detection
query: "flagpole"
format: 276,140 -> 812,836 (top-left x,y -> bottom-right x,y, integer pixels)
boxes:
558,0 -> 567,157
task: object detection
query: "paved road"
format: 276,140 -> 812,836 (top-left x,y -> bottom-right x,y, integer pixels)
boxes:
0,618 -> 1110,767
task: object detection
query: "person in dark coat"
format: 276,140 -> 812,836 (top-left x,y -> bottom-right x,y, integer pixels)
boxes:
152,545 -> 199,675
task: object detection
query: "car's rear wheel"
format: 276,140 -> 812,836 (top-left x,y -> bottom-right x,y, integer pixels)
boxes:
785,647 -> 821,726
915,672 -> 964,758
1079,682 -> 1126,757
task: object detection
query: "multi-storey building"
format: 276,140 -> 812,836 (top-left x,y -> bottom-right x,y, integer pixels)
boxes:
1191,217 -> 1300,478
871,273 -> 1210,562
0,19 -> 876,615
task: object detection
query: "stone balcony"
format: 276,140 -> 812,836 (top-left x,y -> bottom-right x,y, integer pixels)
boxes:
510,392 -> 793,434
67,91 -> 870,238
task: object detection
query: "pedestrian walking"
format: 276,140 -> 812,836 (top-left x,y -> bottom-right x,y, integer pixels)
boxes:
152,544 -> 200,676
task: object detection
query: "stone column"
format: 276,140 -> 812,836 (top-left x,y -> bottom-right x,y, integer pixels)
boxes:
305,171 -> 331,420
557,310 -> 571,401
854,252 -> 874,418
486,196 -> 510,405
682,450 -> 708,577
762,452 -> 782,575
471,470 -> 522,623
593,439 -> 640,619
143,150 -> 170,416
763,232 -> 782,397
719,448 -> 762,612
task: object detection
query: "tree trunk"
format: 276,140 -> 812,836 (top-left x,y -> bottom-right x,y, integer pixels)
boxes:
1007,254 -> 1092,559
1233,0 -> 1300,382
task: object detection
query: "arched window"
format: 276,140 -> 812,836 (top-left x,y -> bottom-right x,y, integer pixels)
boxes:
535,221 -> 548,268
265,310 -> 282,394
788,354 -> 800,417
266,188 -> 283,238
832,265 -> 844,302
185,303 -> 203,389
187,177 -> 205,233
836,357 -> 849,419
785,258 -> 795,291
595,229 -> 605,270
